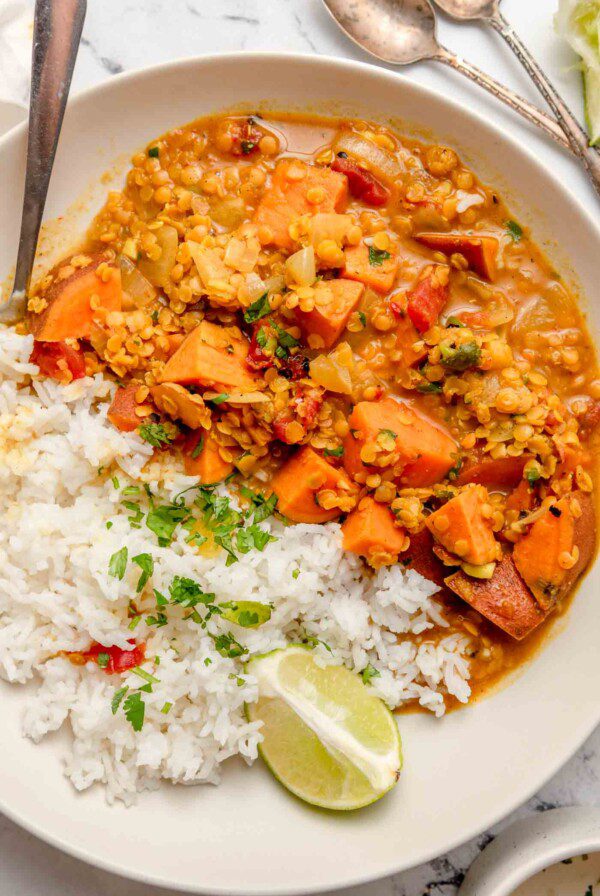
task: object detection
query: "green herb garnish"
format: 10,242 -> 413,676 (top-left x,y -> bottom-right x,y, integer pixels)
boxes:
209,393 -> 229,405
212,631 -> 247,659
323,445 -> 344,458
108,546 -> 128,580
445,316 -> 466,328
97,653 -> 110,669
440,340 -> 481,371
525,467 -> 541,485
191,436 -> 205,459
132,553 -> 154,592
361,663 -> 381,685
416,381 -> 443,394
244,291 -> 271,324
139,423 -> 174,448
368,246 -> 391,266
111,686 -> 128,715
506,219 -> 523,241
148,146 -> 160,158
123,690 -> 145,731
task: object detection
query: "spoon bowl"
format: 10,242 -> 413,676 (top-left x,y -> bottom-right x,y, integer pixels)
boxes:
322,0 -> 439,64
433,0 -> 498,19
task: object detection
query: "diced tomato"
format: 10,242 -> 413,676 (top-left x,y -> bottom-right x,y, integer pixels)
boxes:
30,340 -> 86,382
107,383 -> 140,432
406,270 -> 449,333
247,322 -> 276,371
331,154 -> 389,207
280,353 -> 310,380
70,640 -> 146,674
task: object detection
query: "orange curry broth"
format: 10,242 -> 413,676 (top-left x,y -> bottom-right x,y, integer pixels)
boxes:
24,112 -> 600,707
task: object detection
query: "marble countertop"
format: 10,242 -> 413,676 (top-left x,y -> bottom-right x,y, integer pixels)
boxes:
1,1 -> 599,894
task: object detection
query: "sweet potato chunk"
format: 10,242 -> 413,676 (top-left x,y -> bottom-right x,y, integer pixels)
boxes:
342,497 -> 407,567
445,555 -> 546,640
426,485 -> 499,566
343,398 -> 456,487
456,454 -> 528,490
414,232 -> 498,281
253,160 -> 348,249
151,383 -> 209,429
513,491 -> 596,610
29,255 -> 122,341
183,431 -> 236,483
296,278 -> 364,349
271,446 -> 355,524
343,243 -> 399,294
406,267 -> 449,333
159,321 -> 258,392
107,383 -> 141,432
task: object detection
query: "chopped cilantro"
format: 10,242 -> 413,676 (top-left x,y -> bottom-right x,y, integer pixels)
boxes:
128,615 -> 142,631
416,381 -> 443,394
161,702 -> 172,714
209,393 -> 229,405
361,663 -> 381,685
122,485 -> 140,496
506,219 -> 523,241
358,311 -> 367,327
96,652 -> 110,669
146,502 -> 189,546
111,686 -> 128,715
445,315 -> 466,328
111,476 -> 120,490
243,291 -> 271,323
204,657 -> 212,667
303,634 -> 333,654
132,552 -> 154,592
241,140 -> 256,155
169,576 -> 215,608
323,445 -> 344,457
292,568 -> 300,580
440,340 -> 481,371
131,666 -> 160,685
191,436 -> 204,460
220,600 -> 272,628
148,146 -> 160,158
146,612 -> 168,628
525,467 -> 541,485
139,422 -> 174,448
448,455 -> 463,481
379,429 -> 397,440
368,245 -> 391,266
123,690 -> 145,731
106,521 -> 113,530
108,546 -> 128,580
212,631 -> 247,659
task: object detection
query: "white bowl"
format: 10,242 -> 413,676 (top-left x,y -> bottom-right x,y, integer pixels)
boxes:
0,53 -> 599,896
459,807 -> 600,896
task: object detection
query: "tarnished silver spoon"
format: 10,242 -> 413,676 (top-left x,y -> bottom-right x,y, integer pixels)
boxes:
0,0 -> 87,326
322,0 -> 572,153
433,0 -> 600,195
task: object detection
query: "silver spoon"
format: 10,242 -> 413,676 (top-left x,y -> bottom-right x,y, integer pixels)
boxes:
322,0 -> 573,154
0,0 -> 87,326
432,0 -> 600,196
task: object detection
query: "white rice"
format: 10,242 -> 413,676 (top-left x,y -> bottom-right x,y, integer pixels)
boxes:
0,327 -> 472,803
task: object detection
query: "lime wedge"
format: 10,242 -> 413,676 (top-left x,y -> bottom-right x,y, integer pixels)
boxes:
556,0 -> 600,145
245,646 -> 402,811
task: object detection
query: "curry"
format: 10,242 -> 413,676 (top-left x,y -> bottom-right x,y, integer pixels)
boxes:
23,112 -> 599,703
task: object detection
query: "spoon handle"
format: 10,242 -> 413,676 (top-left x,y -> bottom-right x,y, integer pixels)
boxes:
490,11 -> 600,198
1,0 -> 87,324
435,46 -> 571,152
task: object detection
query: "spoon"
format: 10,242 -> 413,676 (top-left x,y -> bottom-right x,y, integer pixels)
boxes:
0,0 -> 87,326
322,0 -> 573,154
432,0 -> 600,196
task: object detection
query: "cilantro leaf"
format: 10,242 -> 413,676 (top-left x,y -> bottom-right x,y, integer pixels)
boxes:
368,246 -> 391,267
138,422 -> 174,448
323,445 -> 344,457
97,652 -> 110,669
111,686 -> 128,714
208,393 -> 229,406
361,663 -> 381,685
123,690 -> 145,731
148,146 -> 159,158
146,502 -> 189,546
506,219 -> 523,241
108,546 -> 128,580
440,340 -> 481,371
243,291 -> 271,324
132,553 -> 154,592
416,381 -> 443,394
525,467 -> 541,485
191,436 -> 204,459
212,631 -> 248,658
169,576 -> 215,608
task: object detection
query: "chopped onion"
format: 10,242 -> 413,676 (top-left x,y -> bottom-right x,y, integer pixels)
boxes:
455,191 -> 485,214
138,224 -> 179,288
245,273 -> 267,301
210,196 -> 247,229
285,246 -> 316,287
310,352 -> 353,395
263,275 -> 285,294
333,132 -> 403,183
117,255 -> 157,307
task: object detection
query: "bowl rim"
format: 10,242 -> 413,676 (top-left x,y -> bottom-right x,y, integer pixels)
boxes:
1,50 -> 599,896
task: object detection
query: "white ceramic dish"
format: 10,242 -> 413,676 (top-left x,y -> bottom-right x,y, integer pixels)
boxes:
0,52 -> 599,896
459,807 -> 600,896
